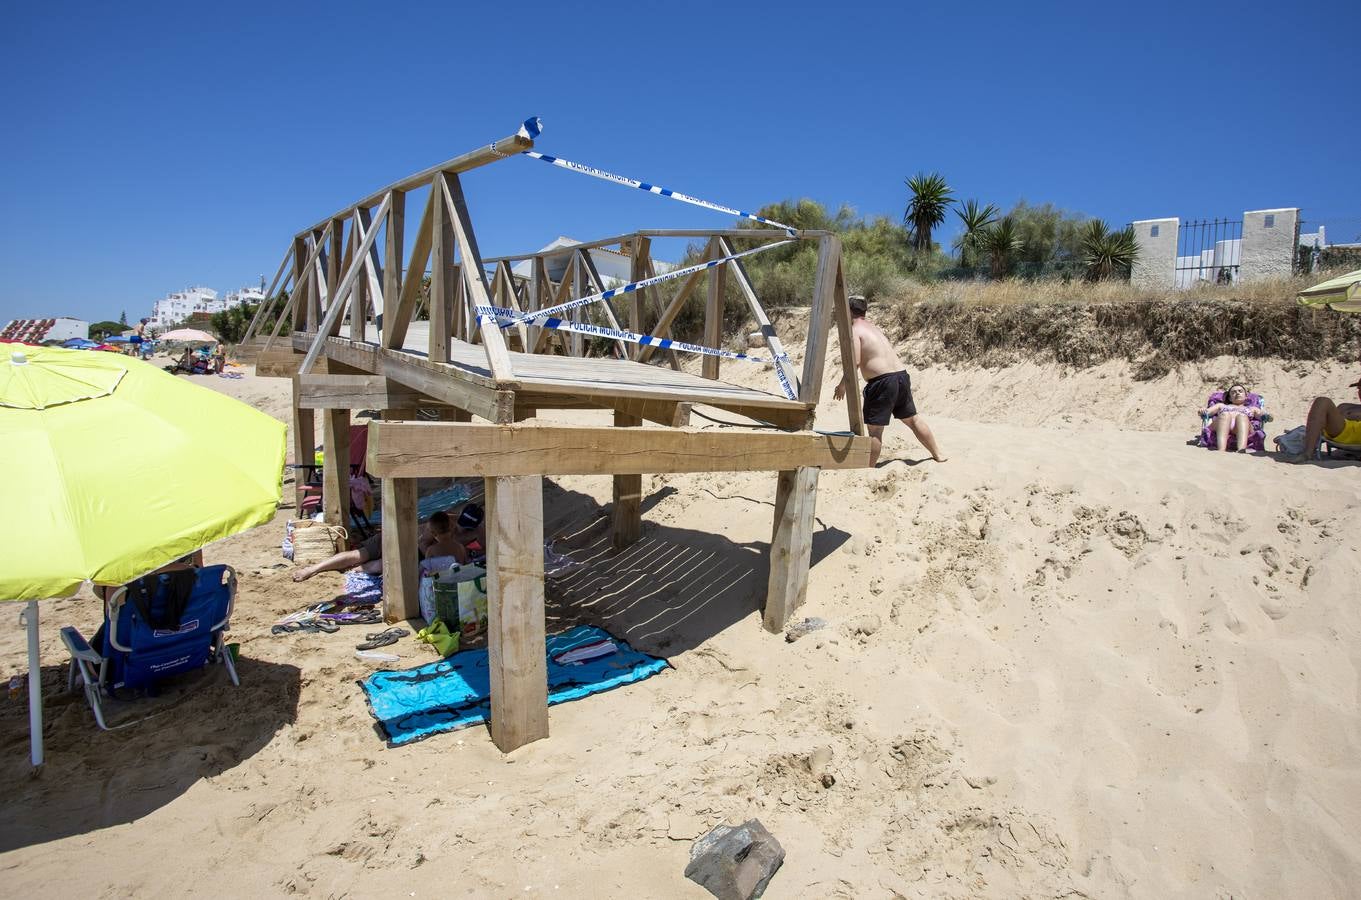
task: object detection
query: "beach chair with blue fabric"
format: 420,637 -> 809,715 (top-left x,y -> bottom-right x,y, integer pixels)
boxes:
60,564 -> 240,730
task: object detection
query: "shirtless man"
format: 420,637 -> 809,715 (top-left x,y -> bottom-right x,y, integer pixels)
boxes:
834,295 -> 945,467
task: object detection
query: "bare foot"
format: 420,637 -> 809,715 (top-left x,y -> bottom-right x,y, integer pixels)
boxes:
292,565 -> 319,582
933,455 -> 948,463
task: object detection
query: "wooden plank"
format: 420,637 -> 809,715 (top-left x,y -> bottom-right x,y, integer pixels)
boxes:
321,409 -> 350,527
327,218 -> 346,336
703,237 -> 726,381
298,192 -> 393,374
575,249 -> 630,357
800,234 -> 841,405
485,474 -> 549,752
381,475 -> 421,624
764,466 -> 819,632
531,261 -> 576,354
484,228 -> 804,264
290,377 -> 316,513
612,411 -> 643,551
628,238 -> 650,359
719,236 -> 801,397
368,423 -> 871,477
349,213 -> 368,342
383,186 -> 435,350
262,283 -> 299,353
829,260 -> 864,435
606,397 -> 691,428
358,205 -> 385,314
439,172 -> 515,384
495,261 -> 529,350
297,374 -> 438,410
429,173 -> 454,364
382,190 -> 405,338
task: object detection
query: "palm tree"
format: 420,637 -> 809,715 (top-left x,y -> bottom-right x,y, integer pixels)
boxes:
953,199 -> 999,269
976,217 -> 1020,278
902,172 -> 955,253
1080,220 -> 1139,280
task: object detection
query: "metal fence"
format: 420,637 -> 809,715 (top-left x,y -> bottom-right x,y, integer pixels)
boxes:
1175,218 -> 1242,288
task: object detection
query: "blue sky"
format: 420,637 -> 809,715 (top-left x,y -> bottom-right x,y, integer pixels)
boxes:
2,0 -> 1357,323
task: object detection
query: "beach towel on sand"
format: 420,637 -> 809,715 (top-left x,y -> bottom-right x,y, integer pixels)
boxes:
359,625 -> 669,746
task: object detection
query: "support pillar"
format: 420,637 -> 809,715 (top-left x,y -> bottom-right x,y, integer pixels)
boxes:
380,476 -> 419,624
765,466 -> 819,633
291,376 -> 315,513
612,411 -> 643,550
486,474 -> 548,752
321,408 -> 350,527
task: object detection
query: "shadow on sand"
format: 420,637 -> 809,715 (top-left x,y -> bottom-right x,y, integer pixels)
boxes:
0,655 -> 300,853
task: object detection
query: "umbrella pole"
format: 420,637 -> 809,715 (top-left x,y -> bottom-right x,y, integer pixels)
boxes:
20,601 -> 42,767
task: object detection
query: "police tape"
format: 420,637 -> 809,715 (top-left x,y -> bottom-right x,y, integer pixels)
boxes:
500,239 -> 794,326
522,150 -> 797,236
475,304 -> 798,400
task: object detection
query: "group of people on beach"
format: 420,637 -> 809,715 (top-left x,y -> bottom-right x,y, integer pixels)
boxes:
291,502 -> 485,583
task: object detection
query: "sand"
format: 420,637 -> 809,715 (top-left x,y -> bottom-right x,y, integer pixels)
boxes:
2,348 -> 1360,898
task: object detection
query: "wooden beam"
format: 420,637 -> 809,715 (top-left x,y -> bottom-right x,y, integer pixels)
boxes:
321,409 -> 350,527
485,474 -> 549,752
439,172 -> 515,384
382,190 -> 405,338
429,173 -> 455,364
383,186 -> 435,351
258,348 -> 308,378
612,412 -> 643,550
800,234 -> 841,405
628,237 -> 650,359
241,245 -> 294,344
327,218 -> 345,336
483,228 -> 805,264
764,466 -> 819,633
290,377 -> 316,513
298,192 -> 393,374
829,261 -> 864,435
719,236 -> 801,397
297,374 -> 439,410
301,125 -> 535,237
703,237 -> 726,381
368,423 -> 871,477
531,261 -> 576,354
575,249 -> 630,357
381,475 -> 420,624
638,243 -> 710,363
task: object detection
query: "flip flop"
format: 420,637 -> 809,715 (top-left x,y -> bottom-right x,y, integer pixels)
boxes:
356,627 -> 408,651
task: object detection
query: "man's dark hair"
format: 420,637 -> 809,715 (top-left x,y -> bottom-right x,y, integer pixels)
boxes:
848,294 -> 868,317
429,511 -> 451,533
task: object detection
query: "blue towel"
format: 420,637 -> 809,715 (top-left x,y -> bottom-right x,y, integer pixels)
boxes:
367,484 -> 472,526
360,625 -> 669,746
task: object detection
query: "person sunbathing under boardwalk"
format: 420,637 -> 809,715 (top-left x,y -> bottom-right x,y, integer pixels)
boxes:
1293,377 -> 1361,462
292,513 -> 467,582
833,294 -> 945,467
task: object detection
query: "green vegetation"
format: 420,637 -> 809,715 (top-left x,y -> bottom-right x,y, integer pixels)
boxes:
88,320 -> 125,340
210,292 -> 291,344
902,172 -> 954,255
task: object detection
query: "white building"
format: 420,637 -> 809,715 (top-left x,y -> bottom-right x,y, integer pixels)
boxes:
510,237 -> 676,287
1175,238 -> 1242,288
148,286 -> 220,331
1,316 -> 89,344
223,286 -> 266,308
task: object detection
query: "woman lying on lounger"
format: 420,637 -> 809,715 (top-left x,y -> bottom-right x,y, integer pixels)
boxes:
1201,384 -> 1263,452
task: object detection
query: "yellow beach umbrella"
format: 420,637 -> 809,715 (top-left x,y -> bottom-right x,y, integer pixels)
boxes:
0,346 -> 285,765
1297,268 -> 1361,312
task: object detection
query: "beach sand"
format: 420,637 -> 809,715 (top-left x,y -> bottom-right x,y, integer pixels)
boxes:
2,349 -> 1359,898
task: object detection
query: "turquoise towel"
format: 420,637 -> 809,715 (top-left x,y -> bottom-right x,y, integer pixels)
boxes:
360,625 -> 669,746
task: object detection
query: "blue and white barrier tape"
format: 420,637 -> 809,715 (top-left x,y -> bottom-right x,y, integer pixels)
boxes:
476,304 -> 797,400
504,239 -> 794,326
522,151 -> 797,237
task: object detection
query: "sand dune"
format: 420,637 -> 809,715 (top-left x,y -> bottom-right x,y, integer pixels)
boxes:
2,353 -> 1359,898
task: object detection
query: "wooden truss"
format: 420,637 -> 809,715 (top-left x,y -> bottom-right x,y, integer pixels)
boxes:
246,124 -> 869,751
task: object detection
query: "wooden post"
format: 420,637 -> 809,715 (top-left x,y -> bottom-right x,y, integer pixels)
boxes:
321,408 -> 350,527
611,411 -> 643,550
327,219 -> 345,335
381,476 -> 420,624
485,474 -> 549,752
429,173 -> 454,363
629,237 -> 650,360
382,190 -> 405,343
703,237 -> 726,380
439,172 -> 515,383
292,237 -> 311,333
800,234 -> 842,404
570,252 -> 586,358
383,187 -> 435,351
350,211 -> 369,342
765,466 -> 819,633
290,376 -> 315,513
829,260 -> 864,434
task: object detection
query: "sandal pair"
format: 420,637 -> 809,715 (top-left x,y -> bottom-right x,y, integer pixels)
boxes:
271,619 -> 339,635
356,627 -> 408,651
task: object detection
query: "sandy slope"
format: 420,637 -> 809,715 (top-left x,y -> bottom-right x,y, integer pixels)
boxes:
1,351 -> 1359,899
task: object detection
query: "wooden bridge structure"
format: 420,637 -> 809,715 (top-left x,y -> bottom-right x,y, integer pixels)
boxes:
244,123 -> 870,751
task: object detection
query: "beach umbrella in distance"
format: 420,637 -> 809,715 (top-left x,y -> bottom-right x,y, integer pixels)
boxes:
158,328 -> 217,343
1298,268 -> 1361,313
61,338 -> 98,350
0,346 -> 286,766
104,335 -> 130,343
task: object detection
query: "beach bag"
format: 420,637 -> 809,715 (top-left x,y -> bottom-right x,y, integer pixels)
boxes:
290,519 -> 348,565
1274,425 -> 1308,457
429,564 -> 487,637
456,574 -> 488,638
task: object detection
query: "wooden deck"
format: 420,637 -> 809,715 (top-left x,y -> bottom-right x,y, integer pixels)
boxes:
291,323 -> 811,426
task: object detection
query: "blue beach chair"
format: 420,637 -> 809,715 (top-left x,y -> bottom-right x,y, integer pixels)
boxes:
60,564 -> 240,730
